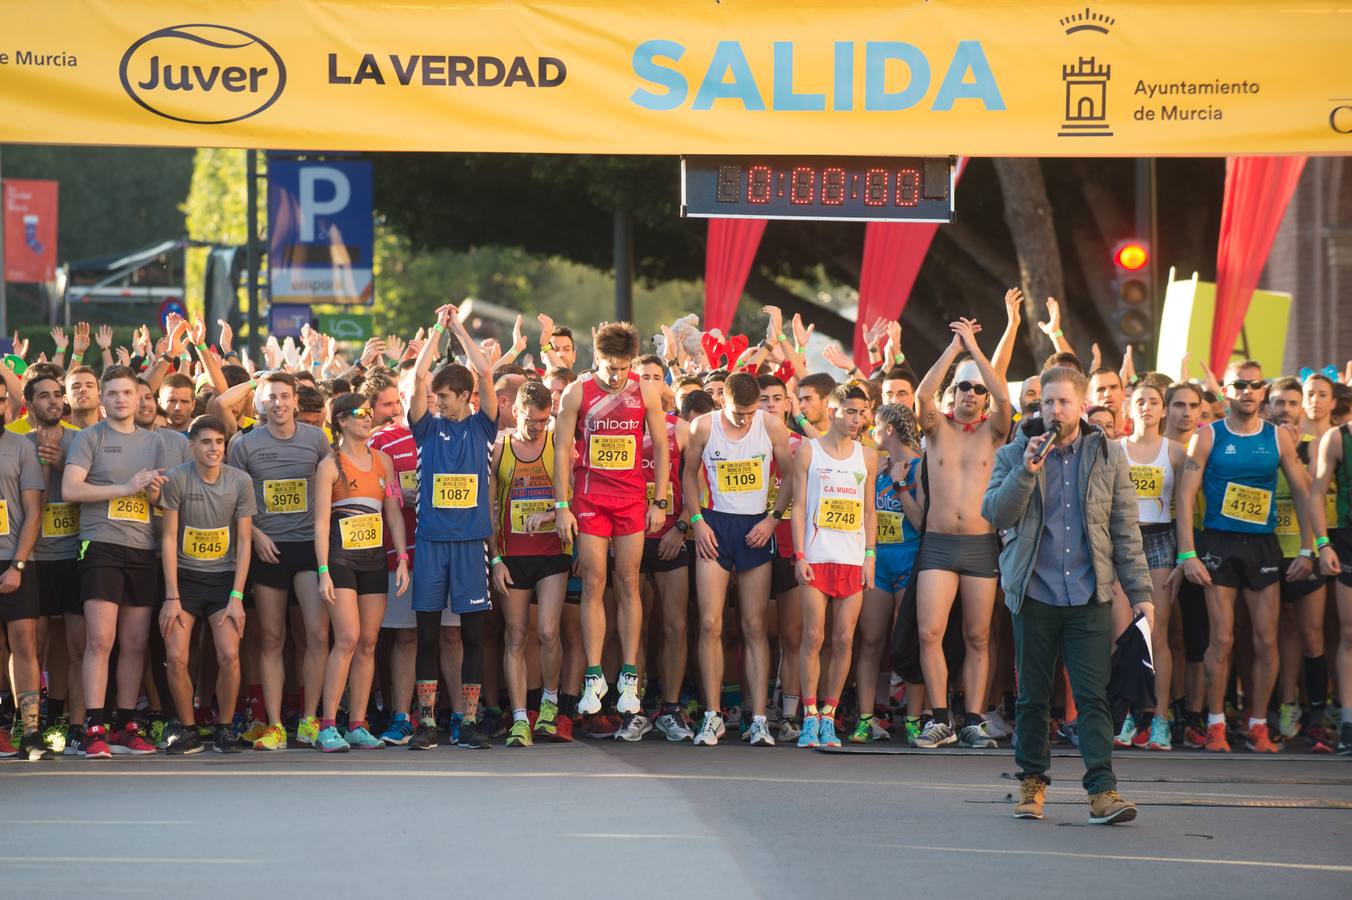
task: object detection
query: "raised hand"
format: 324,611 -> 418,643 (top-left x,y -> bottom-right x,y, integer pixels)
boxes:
72,321 -> 92,355
1036,296 -> 1062,336
863,316 -> 888,348
115,346 -> 131,366
217,319 -> 234,355
360,336 -> 386,367
1004,287 -> 1024,323
821,343 -> 855,374
50,326 -> 67,352
384,333 -> 406,363
10,331 -> 28,360
511,314 -> 527,355
188,317 -> 207,348
764,305 -> 784,341
95,324 -> 114,350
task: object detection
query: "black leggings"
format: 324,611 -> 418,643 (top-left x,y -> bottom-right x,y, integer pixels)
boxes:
1178,581 -> 1210,664
414,610 -> 484,685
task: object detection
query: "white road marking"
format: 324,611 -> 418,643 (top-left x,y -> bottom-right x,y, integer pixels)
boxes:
0,820 -> 189,825
870,844 -> 1352,874
563,833 -> 712,840
0,856 -> 260,865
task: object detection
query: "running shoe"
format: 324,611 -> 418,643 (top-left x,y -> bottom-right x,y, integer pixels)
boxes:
1277,703 -> 1301,740
1113,713 -> 1137,749
253,723 -> 288,751
41,719 -> 67,755
19,731 -> 53,761
1306,726 -> 1335,754
848,715 -> 889,744
616,672 -> 642,715
149,718 -> 170,750
239,719 -> 268,744
448,712 -> 463,745
506,719 -> 533,747
914,719 -> 957,749
797,714 -> 821,749
693,712 -> 724,747
959,722 -> 997,749
578,673 -> 609,716
82,725 -> 111,759
213,724 -> 241,753
614,713 -> 652,742
345,726 -> 384,750
902,716 -> 922,747
554,714 -> 575,742
316,726 -> 350,753
534,700 -> 560,740
480,707 -> 509,739
1131,721 -> 1151,749
818,716 -> 841,748
110,722 -> 157,755
164,722 -> 204,755
1337,723 -> 1352,757
1146,715 -> 1172,751
1245,723 -> 1280,753
723,704 -> 743,731
655,709 -> 695,742
583,712 -> 623,739
777,718 -> 801,743
296,715 -> 321,747
458,719 -> 490,749
1202,722 -> 1230,753
1183,722 -> 1208,749
408,723 -> 438,751
1057,719 -> 1081,748
379,712 -> 414,746
984,709 -> 1013,740
747,717 -> 775,747
64,724 -> 86,757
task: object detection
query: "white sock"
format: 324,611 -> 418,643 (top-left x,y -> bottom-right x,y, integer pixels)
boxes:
513,708 -> 528,723
1248,716 -> 1266,730
541,688 -> 558,706
1207,713 -> 1225,726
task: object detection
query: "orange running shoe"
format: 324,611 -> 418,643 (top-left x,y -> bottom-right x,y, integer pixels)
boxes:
1183,723 -> 1208,749
1245,723 -> 1280,753
1203,722 -> 1231,752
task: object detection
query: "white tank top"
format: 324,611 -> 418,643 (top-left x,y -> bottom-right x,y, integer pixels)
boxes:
1119,435 -> 1174,525
803,437 -> 867,564
702,410 -> 773,515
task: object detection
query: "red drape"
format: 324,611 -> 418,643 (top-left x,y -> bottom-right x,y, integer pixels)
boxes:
704,218 -> 767,336
852,158 -> 969,367
1210,156 -> 1306,374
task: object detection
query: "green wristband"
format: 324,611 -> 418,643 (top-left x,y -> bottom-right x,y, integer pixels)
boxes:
432,323 -> 446,334
491,556 -> 504,566
71,353 -> 83,364
1176,551 -> 1197,563
229,590 -> 244,600
1051,329 -> 1064,339
690,513 -> 705,525
196,342 -> 208,353
894,352 -> 905,365
1316,536 -> 1331,550
777,333 -> 787,343
795,414 -> 809,427
554,500 -> 569,510
317,565 -> 330,575
795,344 -> 804,354
864,548 -> 876,558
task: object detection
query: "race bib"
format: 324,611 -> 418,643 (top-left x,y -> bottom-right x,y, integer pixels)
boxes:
1326,490 -> 1338,527
1129,465 -> 1164,500
399,469 -> 418,492
588,434 -> 635,470
1274,499 -> 1298,536
109,492 -> 150,523
1221,481 -> 1271,526
510,498 -> 556,534
0,500 -> 8,536
644,482 -> 674,506
816,497 -> 862,531
876,509 -> 903,544
339,513 -> 383,550
715,459 -> 763,494
42,502 -> 79,538
432,473 -> 478,509
182,526 -> 229,561
767,483 -> 792,518
263,479 -> 307,514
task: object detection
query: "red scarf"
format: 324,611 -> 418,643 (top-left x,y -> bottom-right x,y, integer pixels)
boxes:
945,411 -> 988,433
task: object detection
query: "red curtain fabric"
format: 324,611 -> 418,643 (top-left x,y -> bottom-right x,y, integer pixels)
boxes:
703,218 -> 767,336
852,158 -> 969,367
1210,156 -> 1307,374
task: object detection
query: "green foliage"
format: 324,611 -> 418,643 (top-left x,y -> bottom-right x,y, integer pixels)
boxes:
181,148 -> 256,315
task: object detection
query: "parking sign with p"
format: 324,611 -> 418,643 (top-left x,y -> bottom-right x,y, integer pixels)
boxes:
267,157 -> 373,305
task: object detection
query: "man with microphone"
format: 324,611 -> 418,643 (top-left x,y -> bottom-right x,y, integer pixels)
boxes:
982,366 -> 1154,825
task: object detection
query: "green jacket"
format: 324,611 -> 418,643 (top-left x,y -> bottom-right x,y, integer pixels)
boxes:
981,418 -> 1153,615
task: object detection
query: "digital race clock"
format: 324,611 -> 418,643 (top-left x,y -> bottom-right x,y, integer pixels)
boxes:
681,155 -> 955,223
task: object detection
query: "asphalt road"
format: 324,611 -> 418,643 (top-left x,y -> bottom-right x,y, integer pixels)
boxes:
2,741 -> 1349,898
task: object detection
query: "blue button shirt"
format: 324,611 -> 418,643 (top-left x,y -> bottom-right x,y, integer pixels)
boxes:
1028,433 -> 1097,607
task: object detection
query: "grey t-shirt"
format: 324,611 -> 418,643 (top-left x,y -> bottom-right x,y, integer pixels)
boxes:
226,422 -> 330,543
0,433 -> 46,560
158,462 -> 257,573
151,429 -> 191,545
23,424 -> 80,561
66,421 -> 171,551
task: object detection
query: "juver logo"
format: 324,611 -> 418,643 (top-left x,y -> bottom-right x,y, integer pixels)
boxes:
120,24 -> 286,124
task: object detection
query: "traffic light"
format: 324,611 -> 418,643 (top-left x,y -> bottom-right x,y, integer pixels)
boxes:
1111,239 -> 1153,358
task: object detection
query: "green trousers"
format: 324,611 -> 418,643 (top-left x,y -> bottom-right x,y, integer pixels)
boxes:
1012,597 -> 1117,794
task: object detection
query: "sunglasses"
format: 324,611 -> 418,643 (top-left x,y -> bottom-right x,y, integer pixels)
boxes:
955,381 -> 990,396
1228,379 -> 1265,392
343,408 -> 373,420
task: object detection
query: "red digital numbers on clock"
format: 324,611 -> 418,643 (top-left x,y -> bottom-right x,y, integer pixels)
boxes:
895,168 -> 920,207
821,168 -> 845,205
747,165 -> 772,204
864,169 -> 888,206
790,167 -> 815,205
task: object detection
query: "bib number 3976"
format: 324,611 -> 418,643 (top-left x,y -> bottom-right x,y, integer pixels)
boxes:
263,479 -> 307,514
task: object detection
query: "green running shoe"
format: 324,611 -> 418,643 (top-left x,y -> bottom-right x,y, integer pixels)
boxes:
534,699 -> 559,739
506,719 -> 533,747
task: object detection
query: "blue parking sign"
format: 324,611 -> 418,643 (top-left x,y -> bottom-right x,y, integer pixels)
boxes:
268,158 -> 373,305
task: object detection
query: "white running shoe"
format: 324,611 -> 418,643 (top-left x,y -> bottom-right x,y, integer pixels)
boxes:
655,711 -> 694,742
614,713 -> 652,742
693,712 -> 725,747
984,709 -> 1013,740
777,718 -> 801,742
578,673 -> 608,716
616,672 -> 641,715
747,716 -> 776,747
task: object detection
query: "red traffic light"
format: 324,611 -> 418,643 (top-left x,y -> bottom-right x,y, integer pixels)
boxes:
1114,242 -> 1149,271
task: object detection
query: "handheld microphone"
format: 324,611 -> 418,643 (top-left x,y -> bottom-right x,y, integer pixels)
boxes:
1031,420 -> 1063,465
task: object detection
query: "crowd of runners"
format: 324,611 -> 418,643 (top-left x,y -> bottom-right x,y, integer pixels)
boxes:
0,294 -> 1350,763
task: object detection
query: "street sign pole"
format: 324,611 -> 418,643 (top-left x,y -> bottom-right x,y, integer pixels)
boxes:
614,208 -> 633,323
246,149 -> 260,360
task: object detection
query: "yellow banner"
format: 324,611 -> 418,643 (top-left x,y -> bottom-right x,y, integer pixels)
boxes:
1,1 -> 1349,155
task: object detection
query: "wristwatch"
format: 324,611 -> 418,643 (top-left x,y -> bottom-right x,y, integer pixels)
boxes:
770,508 -> 787,520
653,498 -> 669,510
1298,548 -> 1317,560
13,560 -> 25,571
675,520 -> 690,534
